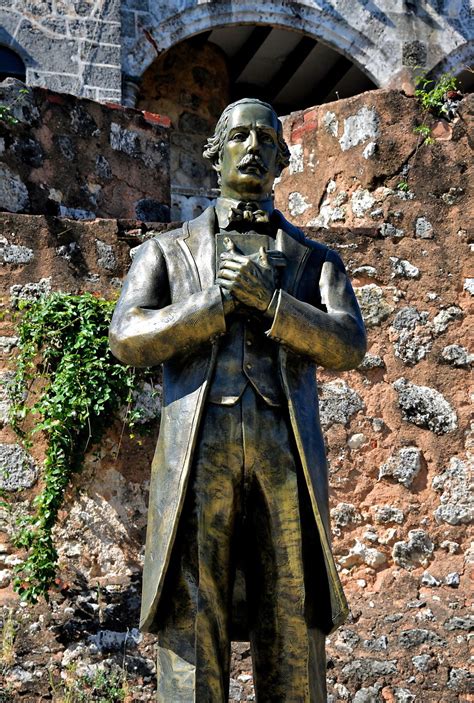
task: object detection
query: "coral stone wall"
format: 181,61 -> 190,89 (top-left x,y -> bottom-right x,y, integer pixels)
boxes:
0,78 -> 171,223
0,88 -> 472,701
275,89 -> 473,702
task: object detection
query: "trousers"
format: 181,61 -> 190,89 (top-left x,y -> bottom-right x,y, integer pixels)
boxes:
154,386 -> 327,702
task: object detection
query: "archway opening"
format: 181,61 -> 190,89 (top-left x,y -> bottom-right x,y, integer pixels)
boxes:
0,46 -> 26,83
137,26 -> 376,220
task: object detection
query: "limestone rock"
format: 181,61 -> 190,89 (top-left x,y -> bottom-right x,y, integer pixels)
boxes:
0,336 -> 18,353
374,506 -> 405,524
414,217 -> 434,238
339,539 -> 386,568
0,371 -> 14,425
432,457 -> 473,525
130,380 -> 162,424
412,654 -> 436,672
10,277 -> 52,307
0,241 -> 34,264
379,447 -> 422,488
393,378 -> 457,434
463,278 -> 474,296
341,658 -> 397,681
288,143 -> 304,174
390,257 -> 420,279
353,686 -> 383,703
355,284 -> 394,327
447,668 -> 471,692
379,222 -> 404,238
0,443 -> 39,491
391,307 -> 432,365
421,571 -> 441,587
398,628 -> 445,649
88,628 -> 142,652
432,306 -> 462,334
440,344 -> 473,367
0,164 -> 29,213
95,239 -> 116,271
339,106 -> 379,152
358,353 -> 384,370
392,529 -> 434,569
288,191 -> 312,216
318,380 -> 364,427
323,111 -> 338,137
331,502 -> 362,528
351,188 -> 375,217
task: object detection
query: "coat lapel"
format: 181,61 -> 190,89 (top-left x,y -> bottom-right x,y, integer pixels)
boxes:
275,211 -> 311,296
178,206 -> 310,297
180,206 -> 217,292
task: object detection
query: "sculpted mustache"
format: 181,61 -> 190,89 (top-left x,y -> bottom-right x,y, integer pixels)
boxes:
237,154 -> 268,172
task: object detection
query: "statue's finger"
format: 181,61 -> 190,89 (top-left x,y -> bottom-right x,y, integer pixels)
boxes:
215,277 -> 233,289
218,268 -> 239,281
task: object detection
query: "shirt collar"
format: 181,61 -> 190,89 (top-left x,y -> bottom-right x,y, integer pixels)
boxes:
215,196 -> 274,230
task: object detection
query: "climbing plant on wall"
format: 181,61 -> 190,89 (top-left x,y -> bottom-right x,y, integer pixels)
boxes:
8,292 -> 155,603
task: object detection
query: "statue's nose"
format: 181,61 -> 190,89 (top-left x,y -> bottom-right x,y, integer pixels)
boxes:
247,129 -> 259,152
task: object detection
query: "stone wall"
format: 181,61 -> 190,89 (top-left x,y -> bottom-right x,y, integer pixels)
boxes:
2,2 -> 472,105
122,0 -> 473,92
136,38 -> 230,221
0,78 -> 171,222
274,89 -> 473,702
0,0 -> 122,103
0,87 -> 473,701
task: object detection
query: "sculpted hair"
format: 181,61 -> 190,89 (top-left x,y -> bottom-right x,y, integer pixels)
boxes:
203,98 -> 291,180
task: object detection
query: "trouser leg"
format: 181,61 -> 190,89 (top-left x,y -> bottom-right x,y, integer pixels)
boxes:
241,390 -> 327,703
155,402 -> 243,703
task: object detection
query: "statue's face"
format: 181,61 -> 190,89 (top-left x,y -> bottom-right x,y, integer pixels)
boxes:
217,103 -> 280,201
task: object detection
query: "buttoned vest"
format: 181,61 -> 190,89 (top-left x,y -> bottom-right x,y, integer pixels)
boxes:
208,312 -> 283,407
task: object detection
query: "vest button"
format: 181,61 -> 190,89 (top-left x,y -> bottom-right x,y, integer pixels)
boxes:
246,363 -> 252,370
246,340 -> 252,346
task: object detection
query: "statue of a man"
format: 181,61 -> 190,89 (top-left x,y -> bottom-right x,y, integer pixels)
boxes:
109,98 -> 366,702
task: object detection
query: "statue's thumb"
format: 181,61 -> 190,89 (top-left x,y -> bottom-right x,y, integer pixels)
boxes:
259,246 -> 270,269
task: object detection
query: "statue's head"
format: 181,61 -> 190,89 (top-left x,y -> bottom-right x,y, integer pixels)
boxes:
203,98 -> 290,201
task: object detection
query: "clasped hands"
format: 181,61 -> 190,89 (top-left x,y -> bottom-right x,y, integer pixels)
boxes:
216,239 -> 285,314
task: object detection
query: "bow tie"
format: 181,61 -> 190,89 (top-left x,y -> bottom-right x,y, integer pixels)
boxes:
226,201 -> 272,232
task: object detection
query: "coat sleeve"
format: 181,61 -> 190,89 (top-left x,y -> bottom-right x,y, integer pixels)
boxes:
109,238 -> 226,367
266,248 -> 366,370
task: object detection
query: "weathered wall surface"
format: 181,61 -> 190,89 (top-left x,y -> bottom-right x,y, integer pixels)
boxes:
0,87 -> 473,701
274,89 -> 473,702
0,78 -> 171,222
0,0 -> 122,103
122,0 -> 473,90
136,39 -> 230,221
2,1 -> 472,103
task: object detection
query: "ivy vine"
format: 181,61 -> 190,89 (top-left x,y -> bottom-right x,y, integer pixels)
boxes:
8,292 -> 154,603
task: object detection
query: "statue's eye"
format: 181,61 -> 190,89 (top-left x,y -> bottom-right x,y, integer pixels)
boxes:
259,133 -> 274,144
231,132 -> 246,141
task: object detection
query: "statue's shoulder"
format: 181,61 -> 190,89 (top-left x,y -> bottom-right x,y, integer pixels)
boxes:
150,223 -> 186,246
275,210 -> 331,257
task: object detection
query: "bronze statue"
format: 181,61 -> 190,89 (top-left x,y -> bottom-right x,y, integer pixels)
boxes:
109,98 -> 366,702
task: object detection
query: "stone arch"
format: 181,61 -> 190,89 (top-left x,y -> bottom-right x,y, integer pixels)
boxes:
123,1 -> 393,88
428,41 -> 474,91
0,45 -> 26,82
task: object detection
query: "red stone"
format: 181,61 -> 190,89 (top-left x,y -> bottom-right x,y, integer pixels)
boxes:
142,110 -> 171,128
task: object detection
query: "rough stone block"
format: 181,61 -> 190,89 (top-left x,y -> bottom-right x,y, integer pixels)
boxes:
0,443 -> 39,491
318,380 -> 364,427
393,378 -> 457,434
432,457 -> 473,525
392,529 -> 434,569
